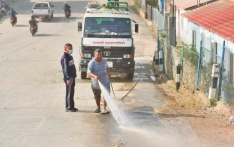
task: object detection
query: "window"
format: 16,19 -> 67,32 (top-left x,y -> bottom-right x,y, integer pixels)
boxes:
192,29 -> 196,45
34,3 -> 49,9
83,17 -> 131,38
211,39 -> 217,63
88,4 -> 97,8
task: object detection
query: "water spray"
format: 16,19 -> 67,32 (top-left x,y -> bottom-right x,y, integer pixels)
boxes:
97,62 -> 143,127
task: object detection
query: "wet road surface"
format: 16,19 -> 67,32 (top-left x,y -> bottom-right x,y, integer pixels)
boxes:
0,0 -> 201,146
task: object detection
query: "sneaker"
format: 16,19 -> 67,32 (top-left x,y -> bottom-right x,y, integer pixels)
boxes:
66,108 -> 77,112
73,108 -> 78,111
101,109 -> 109,114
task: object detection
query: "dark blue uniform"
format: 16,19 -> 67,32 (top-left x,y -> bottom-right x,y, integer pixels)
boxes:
61,53 -> 77,110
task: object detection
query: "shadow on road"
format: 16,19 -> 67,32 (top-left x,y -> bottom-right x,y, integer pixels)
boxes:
16,25 -> 28,27
77,110 -> 96,113
41,17 -> 81,23
36,34 -> 60,37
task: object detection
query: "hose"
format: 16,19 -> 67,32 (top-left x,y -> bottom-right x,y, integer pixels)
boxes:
109,62 -> 143,104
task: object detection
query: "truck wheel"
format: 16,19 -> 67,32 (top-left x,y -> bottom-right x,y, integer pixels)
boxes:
81,72 -> 87,79
127,73 -> 134,79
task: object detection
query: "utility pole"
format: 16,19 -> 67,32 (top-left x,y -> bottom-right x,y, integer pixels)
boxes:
173,0 -> 174,23
169,0 -> 176,47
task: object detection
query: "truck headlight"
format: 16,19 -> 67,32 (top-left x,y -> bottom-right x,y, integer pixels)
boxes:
123,54 -> 131,58
84,54 -> 91,58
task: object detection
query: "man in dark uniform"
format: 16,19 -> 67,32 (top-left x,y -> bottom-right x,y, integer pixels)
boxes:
61,43 -> 78,112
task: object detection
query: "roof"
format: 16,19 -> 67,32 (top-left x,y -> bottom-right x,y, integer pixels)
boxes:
173,0 -> 213,9
181,0 -> 234,42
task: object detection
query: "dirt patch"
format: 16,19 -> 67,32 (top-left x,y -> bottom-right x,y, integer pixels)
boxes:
154,75 -> 234,146
112,141 -> 125,147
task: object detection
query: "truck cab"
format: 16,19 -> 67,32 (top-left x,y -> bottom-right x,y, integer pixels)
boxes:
86,1 -> 98,12
78,2 -> 138,79
31,2 -> 54,21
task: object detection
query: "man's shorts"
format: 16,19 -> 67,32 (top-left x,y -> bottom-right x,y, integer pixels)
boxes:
92,87 -> 110,100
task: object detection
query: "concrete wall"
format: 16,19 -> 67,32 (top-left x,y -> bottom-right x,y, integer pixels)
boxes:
177,9 -> 188,44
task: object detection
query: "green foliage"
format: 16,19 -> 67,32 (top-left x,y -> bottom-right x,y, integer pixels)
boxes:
175,46 -> 182,51
220,67 -> 233,92
222,83 -> 234,91
209,95 -> 219,107
183,44 -> 199,68
199,57 -> 215,94
159,32 -> 166,42
174,43 -> 199,67
136,0 -> 158,7
146,0 -> 158,7
209,98 -> 217,108
199,50 -> 221,95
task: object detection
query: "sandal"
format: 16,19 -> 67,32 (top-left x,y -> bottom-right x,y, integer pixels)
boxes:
101,109 -> 110,114
95,108 -> 101,113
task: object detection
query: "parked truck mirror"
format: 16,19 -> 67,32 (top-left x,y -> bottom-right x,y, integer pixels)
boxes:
78,22 -> 82,32
135,24 -> 139,33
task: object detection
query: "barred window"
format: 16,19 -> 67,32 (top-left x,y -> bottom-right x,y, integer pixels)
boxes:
211,39 -> 217,63
202,34 -> 205,47
192,29 -> 196,45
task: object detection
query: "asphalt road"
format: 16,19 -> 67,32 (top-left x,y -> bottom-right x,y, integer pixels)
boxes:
0,0 -> 201,146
